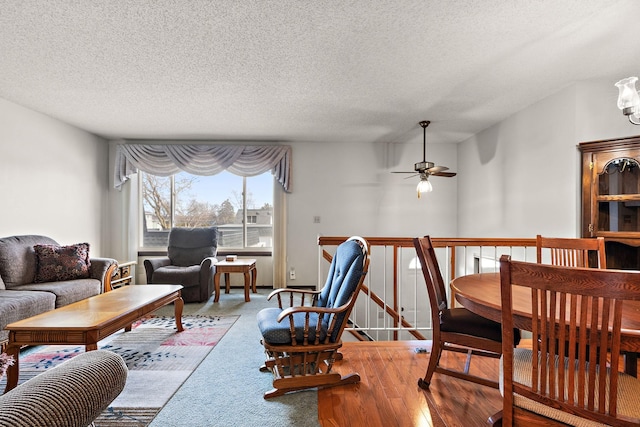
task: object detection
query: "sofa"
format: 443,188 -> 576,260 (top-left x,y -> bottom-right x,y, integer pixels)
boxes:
0,235 -> 117,342
0,349 -> 128,427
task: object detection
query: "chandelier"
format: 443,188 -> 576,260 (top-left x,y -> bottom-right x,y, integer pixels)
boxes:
615,77 -> 640,125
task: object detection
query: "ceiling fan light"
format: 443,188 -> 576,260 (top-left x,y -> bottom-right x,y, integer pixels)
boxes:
416,178 -> 432,198
615,77 -> 640,112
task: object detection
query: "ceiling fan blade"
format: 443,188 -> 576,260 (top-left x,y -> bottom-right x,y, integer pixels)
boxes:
427,165 -> 449,174
431,171 -> 457,177
391,171 -> 417,174
403,174 -> 419,180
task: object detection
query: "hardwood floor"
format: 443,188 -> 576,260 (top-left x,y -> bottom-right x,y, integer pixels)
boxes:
318,340 -> 640,426
318,340 -> 502,427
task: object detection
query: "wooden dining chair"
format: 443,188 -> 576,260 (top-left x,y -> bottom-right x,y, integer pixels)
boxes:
536,235 -> 606,269
413,236 -> 520,390
497,255 -> 640,426
536,235 -> 609,360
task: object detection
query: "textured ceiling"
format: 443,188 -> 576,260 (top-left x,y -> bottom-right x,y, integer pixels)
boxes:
0,0 -> 638,145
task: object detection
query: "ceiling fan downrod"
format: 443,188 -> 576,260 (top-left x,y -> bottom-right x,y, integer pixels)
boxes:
415,120 -> 434,172
419,120 -> 430,163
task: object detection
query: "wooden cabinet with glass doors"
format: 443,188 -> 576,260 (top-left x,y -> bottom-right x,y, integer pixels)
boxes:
580,135 -> 640,269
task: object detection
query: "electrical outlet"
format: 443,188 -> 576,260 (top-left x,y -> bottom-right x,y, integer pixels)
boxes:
289,269 -> 296,280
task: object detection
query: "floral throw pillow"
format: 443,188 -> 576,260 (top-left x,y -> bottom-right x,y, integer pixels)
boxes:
34,243 -> 91,283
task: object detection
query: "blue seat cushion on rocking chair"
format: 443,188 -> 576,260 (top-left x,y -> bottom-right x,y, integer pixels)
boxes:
257,307 -> 329,345
441,307 -> 521,345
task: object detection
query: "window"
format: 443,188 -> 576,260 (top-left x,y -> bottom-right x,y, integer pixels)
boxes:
141,170 -> 273,250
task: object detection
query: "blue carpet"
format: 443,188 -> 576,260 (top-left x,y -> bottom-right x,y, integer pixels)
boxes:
149,291 -> 319,427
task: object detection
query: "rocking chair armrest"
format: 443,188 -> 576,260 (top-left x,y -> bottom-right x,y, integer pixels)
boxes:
282,295 -> 358,318
267,288 -> 321,300
276,304 -> 347,323
267,288 -> 322,308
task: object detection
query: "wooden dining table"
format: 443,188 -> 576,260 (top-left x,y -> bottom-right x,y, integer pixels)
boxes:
451,272 -> 640,375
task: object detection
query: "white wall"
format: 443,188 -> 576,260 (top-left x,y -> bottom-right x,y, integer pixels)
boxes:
285,139 -> 458,285
0,98 -> 110,254
457,78 -> 639,238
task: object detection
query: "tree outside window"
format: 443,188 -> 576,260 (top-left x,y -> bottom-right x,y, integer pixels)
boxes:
141,170 -> 273,249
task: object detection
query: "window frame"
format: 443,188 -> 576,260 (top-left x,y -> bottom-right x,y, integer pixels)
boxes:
138,171 -> 274,254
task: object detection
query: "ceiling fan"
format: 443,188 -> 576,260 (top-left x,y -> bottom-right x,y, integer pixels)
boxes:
392,120 -> 456,198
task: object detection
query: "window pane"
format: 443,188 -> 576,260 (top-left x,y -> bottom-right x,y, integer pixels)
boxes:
142,174 -> 172,247
173,171 -> 232,228
141,170 -> 274,250
186,171 -> 244,248
247,174 -> 274,248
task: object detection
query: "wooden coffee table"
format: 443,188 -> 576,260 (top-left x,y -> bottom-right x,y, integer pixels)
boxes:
4,284 -> 184,392
214,259 -> 257,302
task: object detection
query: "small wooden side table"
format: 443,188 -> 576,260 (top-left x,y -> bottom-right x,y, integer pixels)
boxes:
214,259 -> 257,302
111,261 -> 136,289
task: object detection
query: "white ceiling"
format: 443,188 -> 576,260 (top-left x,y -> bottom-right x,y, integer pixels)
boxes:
0,0 -> 638,145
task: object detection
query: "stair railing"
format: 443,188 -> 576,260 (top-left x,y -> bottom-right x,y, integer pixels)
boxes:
318,236 -> 537,341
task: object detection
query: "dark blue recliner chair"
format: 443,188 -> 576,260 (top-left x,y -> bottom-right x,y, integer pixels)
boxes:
257,236 -> 370,399
144,227 -> 218,303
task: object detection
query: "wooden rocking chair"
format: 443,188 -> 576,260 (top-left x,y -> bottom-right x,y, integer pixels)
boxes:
257,236 -> 370,399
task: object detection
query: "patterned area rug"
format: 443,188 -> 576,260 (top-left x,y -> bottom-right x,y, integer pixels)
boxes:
5,315 -> 238,427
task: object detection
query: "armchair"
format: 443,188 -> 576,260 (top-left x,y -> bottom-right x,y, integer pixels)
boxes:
144,227 -> 218,303
257,236 -> 370,399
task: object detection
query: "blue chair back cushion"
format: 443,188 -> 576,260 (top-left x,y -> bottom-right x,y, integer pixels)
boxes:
258,239 -> 365,345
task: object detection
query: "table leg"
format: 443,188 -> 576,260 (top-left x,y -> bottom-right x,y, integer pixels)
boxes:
488,409 -> 503,426
214,272 -> 221,302
4,342 -> 20,393
225,273 -> 231,293
251,267 -> 257,293
243,271 -> 250,302
624,352 -> 638,377
174,295 -> 184,332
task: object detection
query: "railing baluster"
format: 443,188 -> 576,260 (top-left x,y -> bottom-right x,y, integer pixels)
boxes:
319,236 -> 537,340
